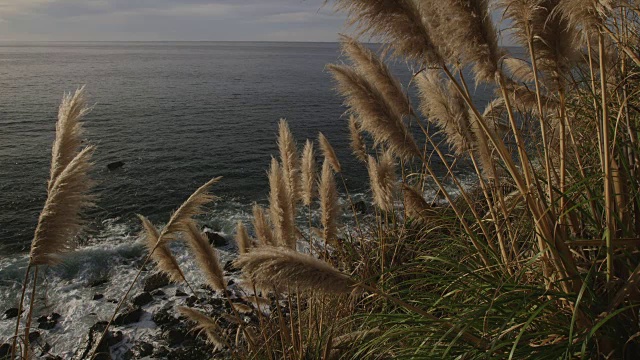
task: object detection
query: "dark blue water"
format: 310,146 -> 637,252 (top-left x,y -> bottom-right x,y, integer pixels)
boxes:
0,41 -> 499,254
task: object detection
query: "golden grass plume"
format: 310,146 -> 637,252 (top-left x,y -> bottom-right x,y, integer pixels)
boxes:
348,115 -> 367,163
320,158 -> 340,245
178,307 -> 226,351
252,204 -> 275,246
318,132 -> 342,173
268,157 -> 296,249
366,151 -> 397,213
234,246 -> 355,294
29,88 -> 95,266
328,64 -> 420,159
301,139 -> 317,206
183,222 -> 226,292
235,221 -> 252,255
138,215 -> 185,283
278,119 -> 301,205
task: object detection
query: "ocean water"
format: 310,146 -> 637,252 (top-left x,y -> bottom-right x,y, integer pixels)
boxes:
0,42 -> 496,356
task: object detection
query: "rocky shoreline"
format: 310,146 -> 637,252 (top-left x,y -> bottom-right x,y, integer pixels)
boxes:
0,232 -> 251,360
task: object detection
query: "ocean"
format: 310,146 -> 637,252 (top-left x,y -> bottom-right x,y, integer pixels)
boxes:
0,41 -> 495,356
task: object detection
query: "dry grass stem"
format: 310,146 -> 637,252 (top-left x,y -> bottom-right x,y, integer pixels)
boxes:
234,247 -> 355,294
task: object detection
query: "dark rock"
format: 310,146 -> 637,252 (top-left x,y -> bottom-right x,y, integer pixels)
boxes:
166,343 -> 218,359
76,321 -> 111,360
175,289 -> 187,297
89,278 -> 109,288
227,279 -> 235,287
3,308 -> 19,320
186,296 -> 197,307
353,200 -> 369,214
93,293 -> 104,301
40,342 -> 52,356
164,328 -> 185,346
132,292 -> 153,307
204,230 -> 227,247
107,331 -> 123,347
114,307 -> 143,326
154,346 -> 170,358
28,331 -> 41,343
123,342 -> 153,359
0,343 -> 10,358
153,305 -> 177,327
107,161 -> 125,171
209,298 -> 225,308
37,314 -> 59,330
143,272 -> 170,292
151,289 -> 165,297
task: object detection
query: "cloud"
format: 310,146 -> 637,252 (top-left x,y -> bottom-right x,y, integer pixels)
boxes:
0,0 -> 345,41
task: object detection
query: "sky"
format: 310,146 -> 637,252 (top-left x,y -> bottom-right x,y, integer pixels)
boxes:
0,0 -> 346,42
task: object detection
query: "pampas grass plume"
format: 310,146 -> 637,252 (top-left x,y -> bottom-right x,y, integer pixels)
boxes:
183,222 -> 226,292
178,307 -> 226,351
235,221 -> 252,255
301,139 -> 317,206
278,119 -> 301,205
318,132 -> 342,173
29,88 -> 95,266
234,247 -> 355,294
268,157 -> 296,249
320,158 -> 339,245
252,204 -> 275,246
348,115 -> 367,163
138,215 -> 185,283
367,152 -> 397,213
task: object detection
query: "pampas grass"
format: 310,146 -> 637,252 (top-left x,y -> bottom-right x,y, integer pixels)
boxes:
348,115 -> 367,163
332,0 -> 442,64
183,222 -> 226,292
278,119 -> 301,206
341,35 -> 411,117
235,221 -> 252,255
366,152 -> 397,213
234,247 -> 355,294
252,204 -> 275,246
138,215 -> 186,283
29,88 -> 95,266
161,176 -> 221,240
268,157 -> 296,248
301,139 -> 317,206
320,158 -> 339,245
318,132 -> 342,173
178,307 -> 227,351
328,64 -> 421,159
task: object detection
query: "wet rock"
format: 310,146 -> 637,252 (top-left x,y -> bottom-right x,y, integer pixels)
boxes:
132,292 -> 153,307
353,200 -> 369,214
227,279 -> 235,287
224,260 -> 236,273
3,308 -> 19,320
107,161 -> 125,171
186,295 -> 197,307
40,342 -> 52,356
204,230 -> 227,247
151,289 -> 165,297
164,328 -> 185,346
28,331 -> 41,343
114,307 -> 143,326
76,321 -> 112,360
0,343 -> 10,358
107,331 -> 123,347
89,278 -> 109,288
166,343 -> 217,359
92,293 -> 104,301
143,272 -> 170,292
37,314 -> 59,330
123,342 -> 153,359
153,305 -> 178,327
175,289 -> 187,297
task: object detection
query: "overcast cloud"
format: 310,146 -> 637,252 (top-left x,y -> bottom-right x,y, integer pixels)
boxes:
0,0 -> 346,41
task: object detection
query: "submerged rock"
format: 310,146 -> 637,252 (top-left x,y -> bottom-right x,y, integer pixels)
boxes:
106,161 -> 125,171
3,308 -> 19,320
37,313 -> 60,330
204,230 -> 228,247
